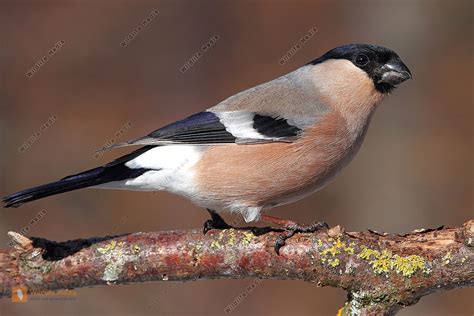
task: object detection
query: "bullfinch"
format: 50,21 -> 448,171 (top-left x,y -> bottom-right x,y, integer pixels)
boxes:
4,43 -> 411,252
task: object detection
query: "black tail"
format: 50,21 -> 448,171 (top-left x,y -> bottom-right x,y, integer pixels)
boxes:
4,167 -> 110,208
3,146 -> 153,208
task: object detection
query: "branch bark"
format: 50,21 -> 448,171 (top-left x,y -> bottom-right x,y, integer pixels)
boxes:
1,220 -> 473,315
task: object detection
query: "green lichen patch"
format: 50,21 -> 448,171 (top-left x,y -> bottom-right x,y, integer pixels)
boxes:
391,254 -> 428,277
241,231 -> 255,245
316,239 -> 323,248
227,230 -> 237,246
357,246 -> 431,277
370,250 -> 392,274
319,238 -> 355,268
328,258 -> 340,267
97,240 -> 117,254
209,229 -> 255,250
20,256 -> 52,275
342,290 -> 400,315
96,240 -> 140,282
210,240 -> 222,250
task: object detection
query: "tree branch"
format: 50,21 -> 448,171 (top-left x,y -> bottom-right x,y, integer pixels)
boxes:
1,220 -> 473,315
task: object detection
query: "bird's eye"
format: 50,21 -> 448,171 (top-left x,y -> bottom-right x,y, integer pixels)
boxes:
355,54 -> 370,66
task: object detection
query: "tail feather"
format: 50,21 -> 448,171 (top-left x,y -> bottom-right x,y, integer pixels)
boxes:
3,146 -> 154,208
3,167 -> 106,208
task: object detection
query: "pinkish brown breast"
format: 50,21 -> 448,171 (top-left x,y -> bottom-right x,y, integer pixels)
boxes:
193,111 -> 363,209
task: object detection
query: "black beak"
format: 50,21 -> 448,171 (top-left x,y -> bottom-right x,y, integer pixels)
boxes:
378,58 -> 412,86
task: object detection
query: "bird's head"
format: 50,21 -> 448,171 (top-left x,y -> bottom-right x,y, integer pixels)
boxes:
309,43 -> 412,94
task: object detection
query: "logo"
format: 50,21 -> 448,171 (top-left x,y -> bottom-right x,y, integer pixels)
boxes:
12,286 -> 28,303
11,286 -> 77,302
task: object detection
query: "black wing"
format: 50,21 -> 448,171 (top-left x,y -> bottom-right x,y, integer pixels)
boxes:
110,111 -> 302,148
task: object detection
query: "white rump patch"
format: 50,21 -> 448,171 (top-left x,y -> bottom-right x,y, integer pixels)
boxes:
125,145 -> 203,170
98,145 -> 204,198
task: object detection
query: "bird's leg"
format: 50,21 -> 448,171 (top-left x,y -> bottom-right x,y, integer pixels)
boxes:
202,209 -> 275,236
260,214 -> 329,255
203,209 -> 233,234
202,211 -> 328,254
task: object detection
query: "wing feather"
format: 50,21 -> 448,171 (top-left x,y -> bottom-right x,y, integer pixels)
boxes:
103,111 -> 302,150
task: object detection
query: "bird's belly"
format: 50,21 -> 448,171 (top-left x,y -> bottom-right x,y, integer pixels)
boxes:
194,148 -> 354,211
264,143 -> 358,208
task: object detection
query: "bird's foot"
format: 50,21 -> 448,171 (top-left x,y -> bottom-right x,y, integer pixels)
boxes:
203,209 -> 233,234
203,211 -> 328,254
261,214 -> 329,255
202,210 -> 276,236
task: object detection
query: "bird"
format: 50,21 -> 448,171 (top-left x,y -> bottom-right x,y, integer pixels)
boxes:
4,43 -> 411,253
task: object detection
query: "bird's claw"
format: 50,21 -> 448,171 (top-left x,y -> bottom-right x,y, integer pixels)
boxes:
274,221 -> 329,255
203,210 -> 232,234
203,219 -> 232,234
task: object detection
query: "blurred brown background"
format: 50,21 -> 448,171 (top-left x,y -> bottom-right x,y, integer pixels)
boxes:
0,0 -> 472,315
